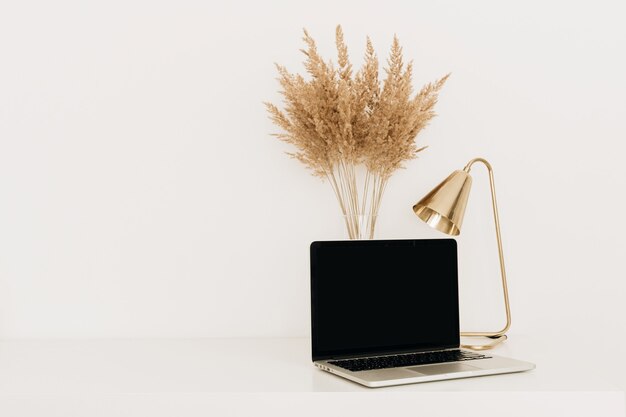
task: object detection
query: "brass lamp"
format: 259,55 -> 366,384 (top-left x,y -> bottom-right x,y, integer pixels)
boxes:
412,157 -> 511,350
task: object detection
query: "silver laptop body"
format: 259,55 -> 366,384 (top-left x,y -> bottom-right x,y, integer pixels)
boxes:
314,349 -> 535,388
310,239 -> 535,388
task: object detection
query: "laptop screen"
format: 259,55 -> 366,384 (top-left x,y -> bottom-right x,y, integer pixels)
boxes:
310,239 -> 460,361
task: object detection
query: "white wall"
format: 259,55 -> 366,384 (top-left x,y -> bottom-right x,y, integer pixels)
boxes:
0,0 -> 624,339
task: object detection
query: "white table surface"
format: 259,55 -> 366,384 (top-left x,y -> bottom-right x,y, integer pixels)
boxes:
0,336 -> 624,416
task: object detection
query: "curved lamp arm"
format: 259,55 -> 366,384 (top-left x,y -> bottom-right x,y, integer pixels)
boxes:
460,158 -> 512,349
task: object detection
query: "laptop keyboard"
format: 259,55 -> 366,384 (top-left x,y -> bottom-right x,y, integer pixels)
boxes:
328,350 -> 489,372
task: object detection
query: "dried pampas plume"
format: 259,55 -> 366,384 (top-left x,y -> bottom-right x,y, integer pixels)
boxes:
265,26 -> 449,239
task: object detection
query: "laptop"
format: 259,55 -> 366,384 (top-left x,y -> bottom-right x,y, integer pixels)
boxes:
310,239 -> 535,388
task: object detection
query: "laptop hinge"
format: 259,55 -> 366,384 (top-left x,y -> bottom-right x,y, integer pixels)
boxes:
320,345 -> 461,361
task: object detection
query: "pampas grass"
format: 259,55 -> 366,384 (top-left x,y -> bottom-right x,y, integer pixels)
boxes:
266,25 -> 449,239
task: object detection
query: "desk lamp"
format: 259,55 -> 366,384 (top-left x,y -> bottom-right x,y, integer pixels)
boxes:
412,158 -> 511,350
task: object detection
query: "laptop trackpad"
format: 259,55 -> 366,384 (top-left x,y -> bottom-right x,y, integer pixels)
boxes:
408,363 -> 478,375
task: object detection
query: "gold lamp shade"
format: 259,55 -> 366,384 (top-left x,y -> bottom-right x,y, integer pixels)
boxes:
412,170 -> 472,236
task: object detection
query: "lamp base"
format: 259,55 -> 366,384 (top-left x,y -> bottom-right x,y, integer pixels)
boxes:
461,334 -> 508,351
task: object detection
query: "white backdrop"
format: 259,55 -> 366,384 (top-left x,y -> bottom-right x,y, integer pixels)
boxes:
0,0 -> 624,340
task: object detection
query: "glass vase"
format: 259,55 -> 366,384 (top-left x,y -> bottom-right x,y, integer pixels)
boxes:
342,214 -> 378,240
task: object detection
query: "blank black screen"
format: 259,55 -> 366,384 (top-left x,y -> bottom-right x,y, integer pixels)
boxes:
311,239 -> 459,360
